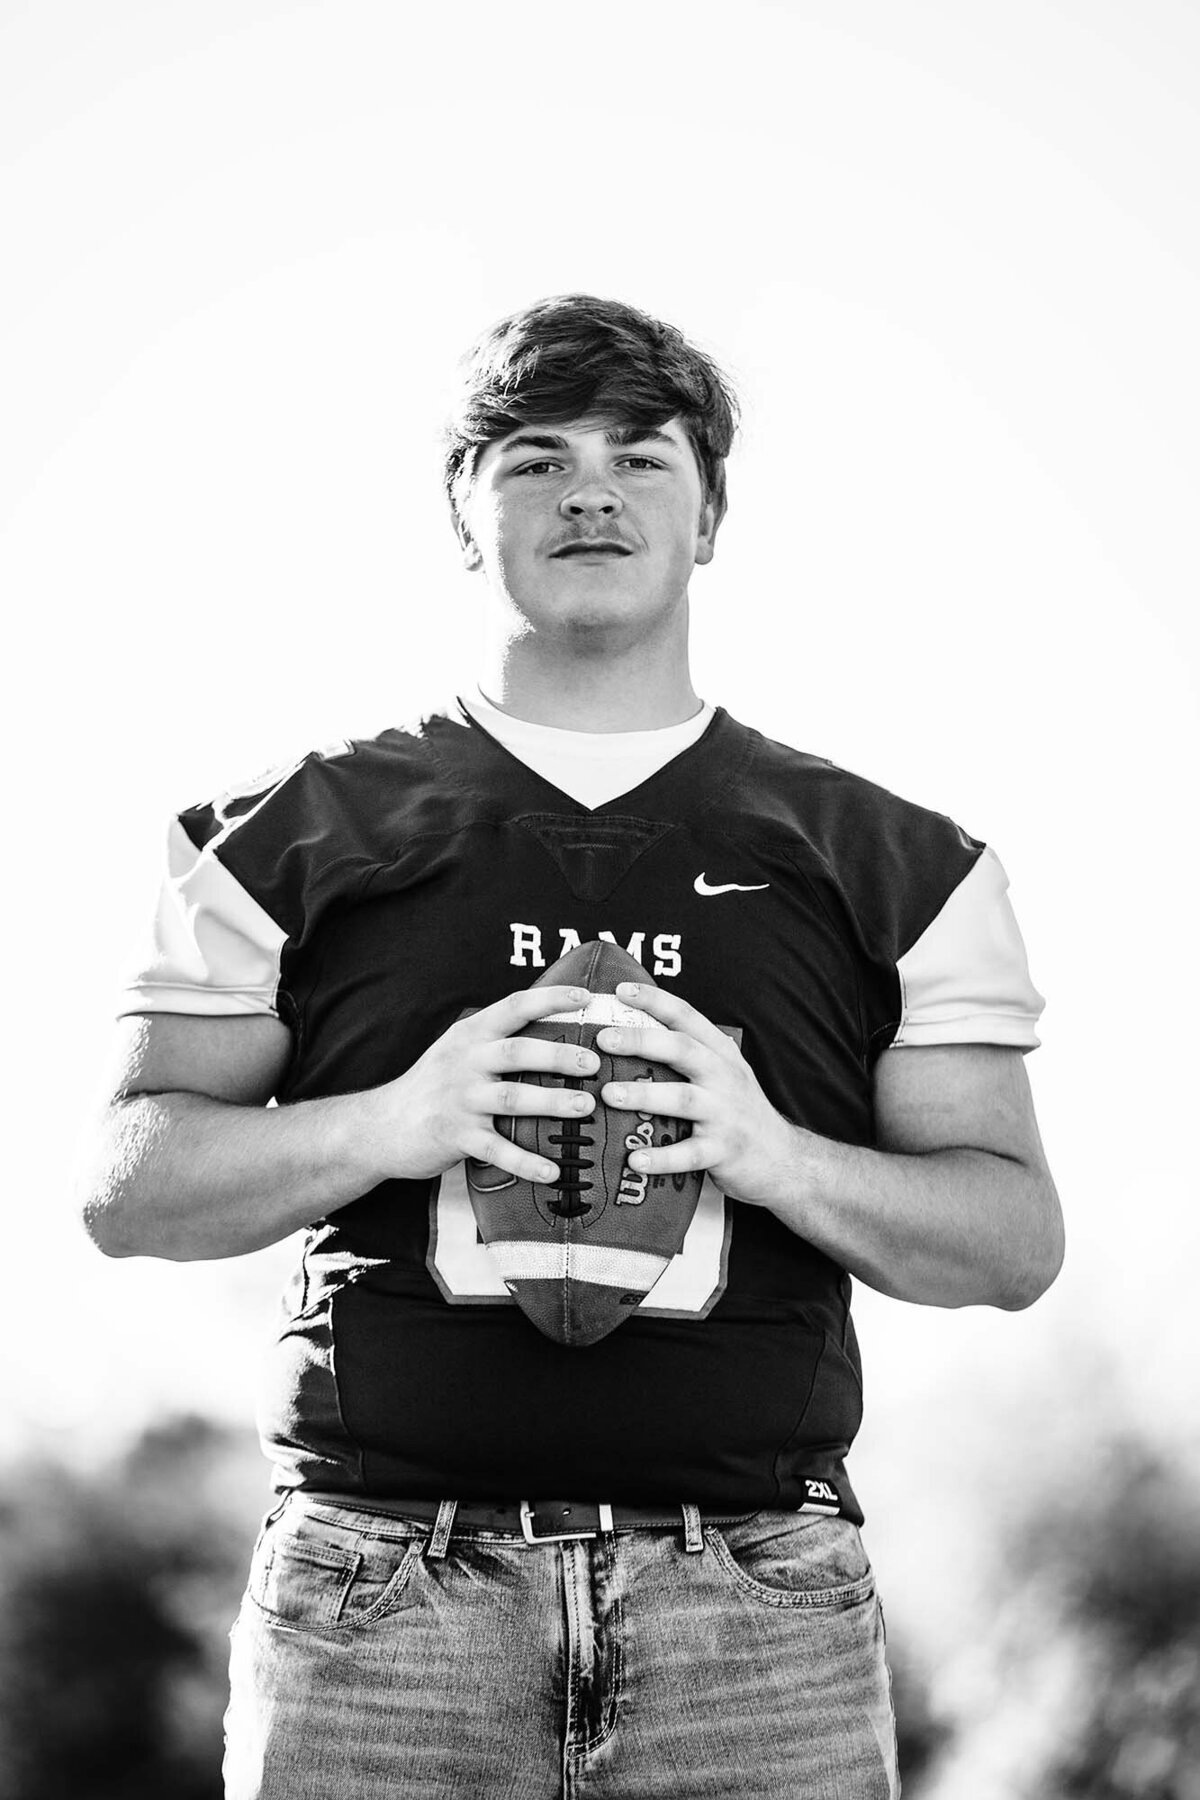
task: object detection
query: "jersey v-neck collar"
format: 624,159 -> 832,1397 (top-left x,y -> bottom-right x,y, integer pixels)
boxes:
425,697 -> 751,820
461,690 -> 713,812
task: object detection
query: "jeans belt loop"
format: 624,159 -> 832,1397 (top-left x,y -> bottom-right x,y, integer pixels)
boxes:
428,1499 -> 457,1559
681,1502 -> 704,1553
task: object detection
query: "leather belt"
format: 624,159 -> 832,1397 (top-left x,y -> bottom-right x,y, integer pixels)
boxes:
299,1485 -> 852,1550
529,1500 -> 758,1543
312,1495 -> 849,1544
338,1497 -> 761,1543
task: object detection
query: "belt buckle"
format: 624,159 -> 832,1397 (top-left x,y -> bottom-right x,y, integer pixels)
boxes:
519,1501 -> 614,1544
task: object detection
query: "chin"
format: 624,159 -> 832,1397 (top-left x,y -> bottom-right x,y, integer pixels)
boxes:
496,565 -> 688,643
561,588 -> 676,634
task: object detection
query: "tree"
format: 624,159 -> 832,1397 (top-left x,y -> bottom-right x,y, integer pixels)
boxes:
0,1417 -> 264,1800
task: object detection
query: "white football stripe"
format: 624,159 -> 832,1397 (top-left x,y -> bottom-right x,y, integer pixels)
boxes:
538,998 -> 657,1029
118,817 -> 288,1018
894,845 -> 1044,1048
487,1241 -> 670,1290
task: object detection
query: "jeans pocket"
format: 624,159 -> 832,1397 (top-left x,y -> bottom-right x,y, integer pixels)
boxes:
708,1512 -> 876,1609
249,1509 -> 424,1632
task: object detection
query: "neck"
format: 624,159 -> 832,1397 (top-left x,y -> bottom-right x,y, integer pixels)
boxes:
475,613 -> 701,733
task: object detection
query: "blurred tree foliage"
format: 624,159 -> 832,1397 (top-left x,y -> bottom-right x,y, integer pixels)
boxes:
1039,1436 -> 1200,1798
911,1432 -> 1200,1799
0,1416 -> 265,1800
890,1641 -> 952,1788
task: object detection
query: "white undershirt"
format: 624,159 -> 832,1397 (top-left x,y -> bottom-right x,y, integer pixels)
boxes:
460,689 -> 715,809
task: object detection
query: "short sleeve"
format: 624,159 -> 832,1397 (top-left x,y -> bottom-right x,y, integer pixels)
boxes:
117,817 -> 289,1019
891,845 -> 1044,1050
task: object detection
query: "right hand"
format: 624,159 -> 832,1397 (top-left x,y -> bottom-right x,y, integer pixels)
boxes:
363,985 -> 599,1185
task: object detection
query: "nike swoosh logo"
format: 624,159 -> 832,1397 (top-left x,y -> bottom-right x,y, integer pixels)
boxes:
694,874 -> 771,896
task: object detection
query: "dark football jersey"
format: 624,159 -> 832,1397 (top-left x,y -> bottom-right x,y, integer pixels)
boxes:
120,702 -> 1043,1518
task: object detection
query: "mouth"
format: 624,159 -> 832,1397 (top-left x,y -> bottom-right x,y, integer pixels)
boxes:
549,541 -> 634,560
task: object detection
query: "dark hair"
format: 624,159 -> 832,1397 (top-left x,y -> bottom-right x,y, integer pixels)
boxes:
443,294 -> 739,536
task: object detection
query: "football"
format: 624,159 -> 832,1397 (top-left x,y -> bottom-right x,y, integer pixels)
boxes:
465,939 -> 704,1347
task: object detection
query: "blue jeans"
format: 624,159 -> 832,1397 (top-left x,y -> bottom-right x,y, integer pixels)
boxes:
223,1493 -> 899,1798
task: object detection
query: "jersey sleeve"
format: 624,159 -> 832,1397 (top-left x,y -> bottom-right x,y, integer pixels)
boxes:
117,816 -> 290,1019
116,738 -> 363,1023
795,756 -> 1047,1057
890,845 -> 1044,1050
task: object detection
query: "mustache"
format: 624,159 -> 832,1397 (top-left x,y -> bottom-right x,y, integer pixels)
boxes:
547,533 -> 635,558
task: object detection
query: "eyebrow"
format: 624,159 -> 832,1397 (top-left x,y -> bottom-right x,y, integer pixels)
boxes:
497,426 -> 682,457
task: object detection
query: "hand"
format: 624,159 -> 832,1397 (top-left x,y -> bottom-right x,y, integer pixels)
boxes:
596,982 -> 799,1205
364,986 -> 599,1185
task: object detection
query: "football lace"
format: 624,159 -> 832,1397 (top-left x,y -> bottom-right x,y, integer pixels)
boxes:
547,1076 -> 595,1216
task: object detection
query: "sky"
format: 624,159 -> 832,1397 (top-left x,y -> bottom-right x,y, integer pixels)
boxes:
2,0 -> 1198,1661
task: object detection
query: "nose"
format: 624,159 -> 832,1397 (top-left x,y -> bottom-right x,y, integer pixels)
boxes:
559,468 -> 622,519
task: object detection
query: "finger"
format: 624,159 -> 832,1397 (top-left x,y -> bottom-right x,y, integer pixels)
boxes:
625,1134 -> 715,1176
594,1023 -> 709,1077
611,981 -> 734,1055
469,985 -> 591,1037
466,1129 -> 560,1186
491,1036 -> 601,1079
487,1081 -> 595,1119
602,1079 -> 698,1120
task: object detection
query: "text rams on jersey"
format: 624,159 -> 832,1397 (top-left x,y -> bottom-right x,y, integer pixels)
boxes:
511,924 -> 684,976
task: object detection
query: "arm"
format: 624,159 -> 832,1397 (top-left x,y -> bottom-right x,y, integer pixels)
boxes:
79,987 -> 602,1263
596,984 -> 1064,1311
80,1010 -> 374,1261
764,1042 -> 1063,1310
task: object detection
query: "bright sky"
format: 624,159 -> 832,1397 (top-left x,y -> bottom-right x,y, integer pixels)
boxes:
2,0 -> 1197,1632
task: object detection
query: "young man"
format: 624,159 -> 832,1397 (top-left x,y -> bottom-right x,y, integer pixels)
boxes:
83,294 -> 1063,1799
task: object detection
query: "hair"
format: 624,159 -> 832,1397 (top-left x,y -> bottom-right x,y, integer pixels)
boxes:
442,294 -> 739,538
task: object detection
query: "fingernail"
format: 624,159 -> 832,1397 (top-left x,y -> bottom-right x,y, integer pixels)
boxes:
629,1152 -> 649,1170
616,981 -> 640,997
607,1084 -> 627,1106
577,1049 -> 598,1071
569,987 -> 589,1003
538,1163 -> 557,1181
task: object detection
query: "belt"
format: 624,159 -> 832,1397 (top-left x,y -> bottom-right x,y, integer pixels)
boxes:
388,1498 -> 759,1544
301,1485 -> 850,1556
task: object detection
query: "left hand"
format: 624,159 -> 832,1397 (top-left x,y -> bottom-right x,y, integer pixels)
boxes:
596,981 -> 799,1205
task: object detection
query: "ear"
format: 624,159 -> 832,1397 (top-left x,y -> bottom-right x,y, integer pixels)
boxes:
454,509 -> 484,573
693,493 -> 724,567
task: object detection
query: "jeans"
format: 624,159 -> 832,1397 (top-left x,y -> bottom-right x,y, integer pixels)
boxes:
223,1493 -> 899,1799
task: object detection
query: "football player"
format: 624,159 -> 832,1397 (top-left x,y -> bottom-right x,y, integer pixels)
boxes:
81,294 -> 1063,1799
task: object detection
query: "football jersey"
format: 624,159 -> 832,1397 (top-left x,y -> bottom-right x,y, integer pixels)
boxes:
120,701 -> 1044,1519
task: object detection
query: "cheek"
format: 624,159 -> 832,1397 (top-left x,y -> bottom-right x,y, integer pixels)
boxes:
656,511 -> 703,566
496,496 -> 547,552
472,506 -> 533,574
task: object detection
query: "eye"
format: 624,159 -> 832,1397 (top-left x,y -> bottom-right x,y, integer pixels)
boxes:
620,456 -> 665,471
514,460 -> 561,476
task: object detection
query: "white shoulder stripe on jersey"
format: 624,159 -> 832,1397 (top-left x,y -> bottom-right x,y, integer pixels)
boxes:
893,845 -> 1044,1049
116,818 -> 288,1019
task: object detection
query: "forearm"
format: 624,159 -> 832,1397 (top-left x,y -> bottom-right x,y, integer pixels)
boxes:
81,1088 -> 387,1262
757,1126 -> 1063,1310
82,980 -> 600,1264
